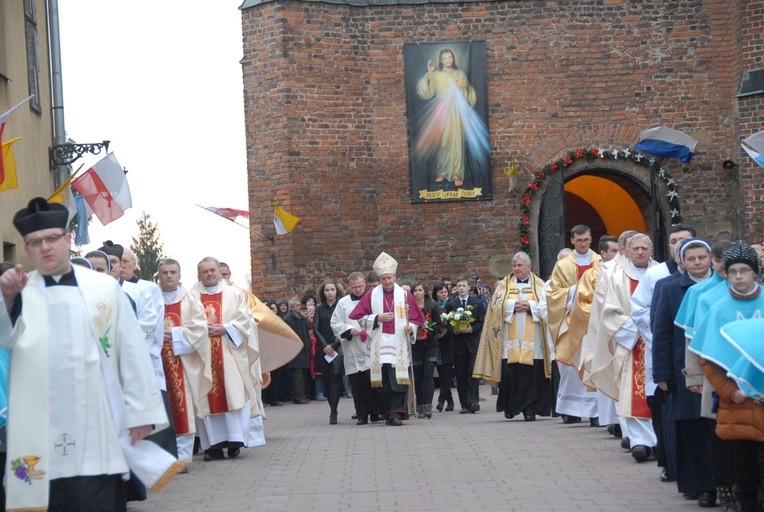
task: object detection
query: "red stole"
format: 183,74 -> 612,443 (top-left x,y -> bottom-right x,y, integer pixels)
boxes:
162,302 -> 190,434
577,263 -> 593,280
628,278 -> 651,418
200,292 -> 230,414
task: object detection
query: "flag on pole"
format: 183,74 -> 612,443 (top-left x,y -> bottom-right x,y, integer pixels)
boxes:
274,204 -> 300,235
48,172 -> 78,223
741,144 -> 764,168
197,205 -> 250,229
0,96 -> 33,185
74,195 -> 92,245
71,153 -> 132,225
634,126 -> 698,163
0,137 -> 21,193
743,130 -> 764,154
202,206 -> 249,221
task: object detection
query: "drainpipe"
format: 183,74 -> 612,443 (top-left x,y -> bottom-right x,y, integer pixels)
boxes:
47,0 -> 67,188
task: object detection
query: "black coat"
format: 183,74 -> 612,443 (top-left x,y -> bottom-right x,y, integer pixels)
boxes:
411,301 -> 443,363
435,300 -> 454,364
314,302 -> 343,375
652,271 -> 702,421
283,310 -> 312,369
444,295 -> 485,355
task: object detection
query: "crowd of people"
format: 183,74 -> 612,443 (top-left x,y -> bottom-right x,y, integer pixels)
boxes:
1,196 -> 763,511
262,225 -> 764,512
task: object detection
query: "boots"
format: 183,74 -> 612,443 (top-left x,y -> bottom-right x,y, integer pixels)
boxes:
717,485 -> 740,512
424,404 -> 432,419
416,405 -> 425,419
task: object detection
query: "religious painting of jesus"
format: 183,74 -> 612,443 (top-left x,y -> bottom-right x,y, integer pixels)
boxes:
404,41 -> 491,203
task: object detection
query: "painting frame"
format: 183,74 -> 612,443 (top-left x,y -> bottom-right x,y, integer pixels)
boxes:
403,41 -> 492,203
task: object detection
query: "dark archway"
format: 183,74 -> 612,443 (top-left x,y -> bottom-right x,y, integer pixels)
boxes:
539,168 -> 664,279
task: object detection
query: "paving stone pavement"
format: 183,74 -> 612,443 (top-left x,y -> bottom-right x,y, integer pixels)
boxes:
130,390 -> 701,512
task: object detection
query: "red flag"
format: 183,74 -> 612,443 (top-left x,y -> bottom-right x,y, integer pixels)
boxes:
71,153 -> 132,225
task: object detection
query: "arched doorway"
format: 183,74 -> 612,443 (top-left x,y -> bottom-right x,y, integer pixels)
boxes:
538,167 -> 665,278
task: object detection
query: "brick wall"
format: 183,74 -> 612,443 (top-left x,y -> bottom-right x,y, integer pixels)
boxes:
241,0 -> 760,297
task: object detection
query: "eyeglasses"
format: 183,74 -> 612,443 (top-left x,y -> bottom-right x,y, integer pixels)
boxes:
25,232 -> 66,248
727,267 -> 754,277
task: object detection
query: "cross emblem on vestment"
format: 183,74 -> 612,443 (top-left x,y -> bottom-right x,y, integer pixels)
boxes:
54,433 -> 76,456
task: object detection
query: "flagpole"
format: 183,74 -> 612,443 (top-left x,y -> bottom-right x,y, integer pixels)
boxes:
195,204 -> 271,239
47,163 -> 84,201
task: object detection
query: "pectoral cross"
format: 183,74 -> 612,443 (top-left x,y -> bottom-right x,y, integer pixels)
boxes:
54,433 -> 76,456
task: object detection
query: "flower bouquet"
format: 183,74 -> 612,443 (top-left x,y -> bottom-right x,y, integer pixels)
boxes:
416,313 -> 437,340
444,305 -> 475,334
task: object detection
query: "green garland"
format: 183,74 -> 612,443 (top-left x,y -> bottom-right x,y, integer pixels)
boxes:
519,147 -> 682,253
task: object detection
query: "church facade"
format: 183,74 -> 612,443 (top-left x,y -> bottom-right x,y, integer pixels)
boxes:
240,0 -> 763,296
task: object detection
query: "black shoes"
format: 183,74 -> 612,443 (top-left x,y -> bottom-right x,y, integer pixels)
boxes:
589,417 -> 599,427
356,418 -> 368,425
659,467 -> 672,482
562,415 -> 581,424
436,401 -> 444,412
330,414 -> 338,425
369,414 -> 380,423
697,491 -> 717,508
469,403 -> 480,413
292,398 -> 310,405
227,447 -> 240,458
267,401 -> 283,406
523,412 -> 536,421
631,445 -> 652,462
444,402 -> 454,412
203,449 -> 225,462
459,408 -> 471,414
387,416 -> 402,426
607,423 -> 623,438
620,437 -> 631,450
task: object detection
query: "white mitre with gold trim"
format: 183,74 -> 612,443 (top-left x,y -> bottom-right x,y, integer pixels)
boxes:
373,252 -> 398,276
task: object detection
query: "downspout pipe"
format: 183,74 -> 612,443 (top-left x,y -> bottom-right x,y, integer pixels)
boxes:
46,0 -> 67,188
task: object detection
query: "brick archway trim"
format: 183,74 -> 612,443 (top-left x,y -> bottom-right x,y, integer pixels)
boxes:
525,123 -> 643,169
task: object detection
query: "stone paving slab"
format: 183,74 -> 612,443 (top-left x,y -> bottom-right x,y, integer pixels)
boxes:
129,390 -> 700,512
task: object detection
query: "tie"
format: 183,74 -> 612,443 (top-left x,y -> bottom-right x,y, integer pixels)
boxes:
461,299 -> 466,308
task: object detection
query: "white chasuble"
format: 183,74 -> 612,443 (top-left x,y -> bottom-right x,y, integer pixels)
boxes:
192,281 -> 260,449
162,286 -> 212,437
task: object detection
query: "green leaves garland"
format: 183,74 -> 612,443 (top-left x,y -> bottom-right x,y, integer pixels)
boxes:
519,147 -> 682,253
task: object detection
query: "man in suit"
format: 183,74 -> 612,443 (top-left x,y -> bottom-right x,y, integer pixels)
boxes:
446,277 -> 485,413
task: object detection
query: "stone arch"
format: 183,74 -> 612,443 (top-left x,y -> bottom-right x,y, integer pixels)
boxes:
525,149 -> 675,278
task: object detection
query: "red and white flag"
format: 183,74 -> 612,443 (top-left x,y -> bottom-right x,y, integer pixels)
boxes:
197,205 -> 250,228
201,205 -> 249,222
0,95 -> 33,185
71,153 -> 132,225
